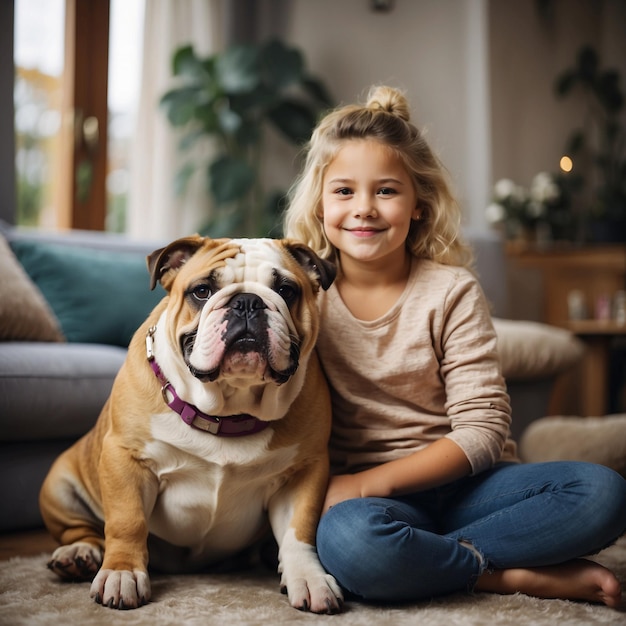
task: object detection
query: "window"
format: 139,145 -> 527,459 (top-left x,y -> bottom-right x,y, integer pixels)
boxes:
14,0 -> 144,231
14,0 -> 64,228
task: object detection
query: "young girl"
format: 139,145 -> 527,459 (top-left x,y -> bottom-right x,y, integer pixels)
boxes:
283,85 -> 626,607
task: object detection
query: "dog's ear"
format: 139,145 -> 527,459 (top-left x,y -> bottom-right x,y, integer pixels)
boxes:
284,241 -> 336,291
147,235 -> 205,291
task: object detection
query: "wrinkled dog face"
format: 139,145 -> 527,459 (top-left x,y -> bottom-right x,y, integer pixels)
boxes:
148,236 -> 335,419
180,239 -> 308,385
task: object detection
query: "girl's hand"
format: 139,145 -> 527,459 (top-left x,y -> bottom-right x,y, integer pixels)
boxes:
321,439 -> 473,516
322,474 -> 364,515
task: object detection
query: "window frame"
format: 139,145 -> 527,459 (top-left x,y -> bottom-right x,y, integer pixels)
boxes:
58,0 -> 110,230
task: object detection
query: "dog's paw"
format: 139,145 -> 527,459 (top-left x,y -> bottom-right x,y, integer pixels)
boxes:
283,572 -> 344,614
47,542 -> 102,581
89,568 -> 151,609
277,536 -> 344,613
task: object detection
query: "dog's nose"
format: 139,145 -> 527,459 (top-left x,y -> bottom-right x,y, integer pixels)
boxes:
229,293 -> 266,319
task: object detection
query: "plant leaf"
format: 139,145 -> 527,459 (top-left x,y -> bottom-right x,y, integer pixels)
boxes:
566,130 -> 585,155
230,85 -> 276,117
160,87 -> 203,126
597,70 -> 624,114
194,104 -> 221,134
261,40 -> 303,90
217,107 -> 243,135
172,45 -> 206,79
577,46 -> 598,82
216,45 -> 260,94
267,99 -> 317,143
554,70 -> 576,97
208,156 -> 255,204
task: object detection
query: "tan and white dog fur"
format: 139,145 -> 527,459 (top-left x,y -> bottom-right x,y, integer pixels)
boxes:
39,235 -> 343,614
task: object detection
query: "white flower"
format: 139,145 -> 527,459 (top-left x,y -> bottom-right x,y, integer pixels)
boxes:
530,172 -> 560,203
532,171 -> 552,186
485,202 -> 507,224
493,178 -> 517,201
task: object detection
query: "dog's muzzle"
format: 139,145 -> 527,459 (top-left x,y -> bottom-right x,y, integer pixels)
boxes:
183,292 -> 300,384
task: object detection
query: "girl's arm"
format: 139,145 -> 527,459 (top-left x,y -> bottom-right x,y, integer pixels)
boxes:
323,437 -> 471,513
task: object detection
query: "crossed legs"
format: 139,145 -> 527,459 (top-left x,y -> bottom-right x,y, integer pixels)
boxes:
316,462 -> 626,605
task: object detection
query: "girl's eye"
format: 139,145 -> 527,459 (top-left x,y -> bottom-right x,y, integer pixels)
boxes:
336,187 -> 352,196
378,187 -> 396,196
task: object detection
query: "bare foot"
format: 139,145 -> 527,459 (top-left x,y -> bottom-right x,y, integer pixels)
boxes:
475,559 -> 623,608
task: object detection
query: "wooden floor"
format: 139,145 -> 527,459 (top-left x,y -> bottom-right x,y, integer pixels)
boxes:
0,528 -> 57,561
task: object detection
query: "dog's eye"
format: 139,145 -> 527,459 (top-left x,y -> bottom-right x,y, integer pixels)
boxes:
191,284 -> 212,301
276,283 -> 299,305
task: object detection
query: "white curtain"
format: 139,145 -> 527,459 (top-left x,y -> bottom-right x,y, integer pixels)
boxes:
127,0 -> 223,240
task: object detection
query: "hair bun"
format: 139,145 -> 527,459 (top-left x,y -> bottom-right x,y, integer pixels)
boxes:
365,86 -> 411,122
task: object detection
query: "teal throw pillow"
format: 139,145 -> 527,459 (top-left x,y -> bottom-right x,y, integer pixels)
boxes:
11,240 -> 165,346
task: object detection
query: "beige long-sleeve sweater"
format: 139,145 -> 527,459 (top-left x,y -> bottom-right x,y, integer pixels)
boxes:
317,257 -> 519,476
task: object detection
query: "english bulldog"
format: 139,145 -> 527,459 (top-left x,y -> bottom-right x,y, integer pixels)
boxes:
39,235 -> 343,614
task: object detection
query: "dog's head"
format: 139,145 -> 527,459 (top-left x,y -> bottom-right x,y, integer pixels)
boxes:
146,236 -> 335,420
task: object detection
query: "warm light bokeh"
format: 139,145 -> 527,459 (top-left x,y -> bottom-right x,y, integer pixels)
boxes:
559,155 -> 573,172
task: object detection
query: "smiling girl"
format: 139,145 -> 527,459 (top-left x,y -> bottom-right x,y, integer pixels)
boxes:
283,85 -> 626,607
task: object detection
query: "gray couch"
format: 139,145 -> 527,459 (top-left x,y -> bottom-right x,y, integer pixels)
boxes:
0,224 -> 584,532
0,223 -> 167,531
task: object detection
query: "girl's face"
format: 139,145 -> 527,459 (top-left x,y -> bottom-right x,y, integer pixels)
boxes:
322,139 -> 419,270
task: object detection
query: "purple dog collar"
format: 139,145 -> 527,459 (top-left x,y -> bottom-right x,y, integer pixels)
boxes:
146,327 -> 269,437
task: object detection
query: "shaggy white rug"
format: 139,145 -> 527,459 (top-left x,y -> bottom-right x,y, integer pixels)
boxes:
1,538 -> 625,626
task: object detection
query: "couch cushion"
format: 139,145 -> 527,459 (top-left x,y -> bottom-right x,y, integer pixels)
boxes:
0,342 -> 127,441
0,440 -> 76,531
493,318 -> 585,380
519,415 -> 626,478
10,239 -> 165,347
0,235 -> 64,342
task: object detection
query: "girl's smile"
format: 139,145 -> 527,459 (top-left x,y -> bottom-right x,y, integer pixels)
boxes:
347,226 -> 383,237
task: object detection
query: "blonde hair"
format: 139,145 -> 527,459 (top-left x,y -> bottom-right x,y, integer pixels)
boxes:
283,85 -> 473,268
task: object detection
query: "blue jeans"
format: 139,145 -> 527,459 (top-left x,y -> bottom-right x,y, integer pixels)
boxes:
316,462 -> 626,602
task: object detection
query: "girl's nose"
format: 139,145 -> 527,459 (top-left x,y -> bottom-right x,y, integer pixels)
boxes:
354,196 -> 378,218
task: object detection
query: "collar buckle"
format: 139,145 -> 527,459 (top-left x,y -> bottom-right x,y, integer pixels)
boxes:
146,325 -> 156,361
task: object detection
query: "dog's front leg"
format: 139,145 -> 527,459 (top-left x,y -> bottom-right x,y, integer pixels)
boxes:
268,460 -> 343,614
89,441 -> 157,610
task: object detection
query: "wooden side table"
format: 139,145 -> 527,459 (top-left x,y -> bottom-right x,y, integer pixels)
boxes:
507,244 -> 626,324
564,320 -> 626,416
506,244 -> 626,416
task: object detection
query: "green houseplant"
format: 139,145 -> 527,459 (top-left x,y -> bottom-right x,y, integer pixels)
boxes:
555,45 -> 626,242
160,39 -> 333,237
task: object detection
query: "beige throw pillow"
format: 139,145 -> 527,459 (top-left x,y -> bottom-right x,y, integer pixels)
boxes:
520,415 -> 626,477
492,317 -> 584,380
0,235 -> 64,342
